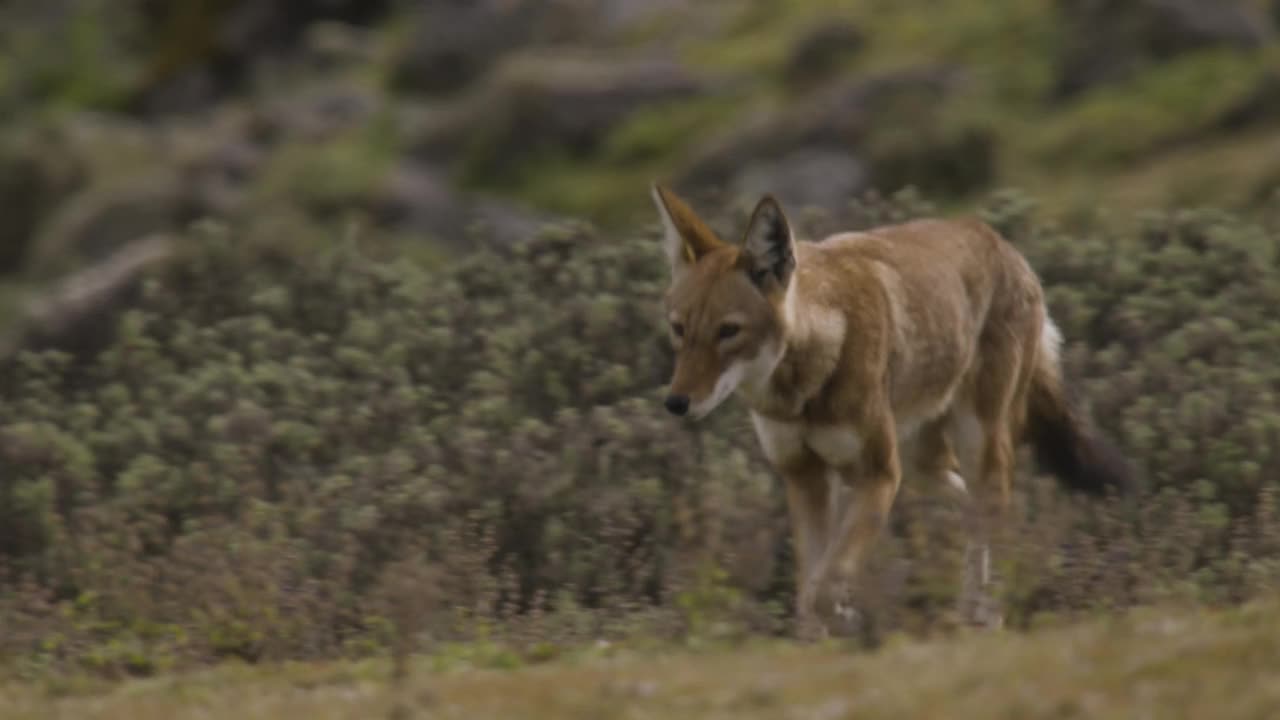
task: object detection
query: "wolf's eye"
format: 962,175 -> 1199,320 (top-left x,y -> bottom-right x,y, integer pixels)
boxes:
718,323 -> 741,340
671,322 -> 684,338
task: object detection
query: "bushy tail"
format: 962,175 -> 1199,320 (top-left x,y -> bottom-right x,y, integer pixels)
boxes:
1026,321 -> 1133,497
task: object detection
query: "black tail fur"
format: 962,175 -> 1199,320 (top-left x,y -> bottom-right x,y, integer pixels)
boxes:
1026,371 -> 1133,498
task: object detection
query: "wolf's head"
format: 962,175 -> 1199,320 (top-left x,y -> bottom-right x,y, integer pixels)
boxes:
650,184 -> 796,419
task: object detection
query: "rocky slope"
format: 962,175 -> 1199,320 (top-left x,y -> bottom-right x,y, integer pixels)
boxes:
0,0 -> 1277,355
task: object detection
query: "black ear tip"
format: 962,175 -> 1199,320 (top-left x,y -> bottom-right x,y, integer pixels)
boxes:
756,194 -> 786,219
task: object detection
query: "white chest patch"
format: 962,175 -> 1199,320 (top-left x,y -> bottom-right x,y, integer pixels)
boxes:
750,414 -> 864,469
750,414 -> 806,468
805,425 -> 863,467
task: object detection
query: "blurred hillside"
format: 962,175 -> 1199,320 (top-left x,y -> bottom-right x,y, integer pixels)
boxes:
1,0 -> 1279,353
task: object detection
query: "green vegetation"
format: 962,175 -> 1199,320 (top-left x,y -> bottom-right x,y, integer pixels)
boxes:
2,192 -> 1278,684
1032,48 -> 1280,167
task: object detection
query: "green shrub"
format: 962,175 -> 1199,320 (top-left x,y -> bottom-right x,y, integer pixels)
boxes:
2,190 -> 1279,676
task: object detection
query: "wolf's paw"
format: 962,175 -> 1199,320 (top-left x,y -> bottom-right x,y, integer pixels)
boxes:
794,613 -> 830,643
973,604 -> 1004,632
827,598 -> 865,638
959,591 -> 1004,631
813,582 -> 864,639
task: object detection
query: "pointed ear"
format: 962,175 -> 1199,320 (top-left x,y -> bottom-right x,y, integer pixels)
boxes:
740,194 -> 796,291
650,183 -> 724,275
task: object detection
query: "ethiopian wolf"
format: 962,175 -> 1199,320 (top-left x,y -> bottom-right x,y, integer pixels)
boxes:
650,184 -> 1130,638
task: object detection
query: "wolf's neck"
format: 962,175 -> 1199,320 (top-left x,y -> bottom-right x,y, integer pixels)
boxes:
741,283 -> 846,419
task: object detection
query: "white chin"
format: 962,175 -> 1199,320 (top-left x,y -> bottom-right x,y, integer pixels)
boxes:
690,401 -> 721,421
690,367 -> 746,419
690,403 -> 722,421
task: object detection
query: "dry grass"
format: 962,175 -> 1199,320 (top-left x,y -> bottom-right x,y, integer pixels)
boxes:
5,596 -> 1279,720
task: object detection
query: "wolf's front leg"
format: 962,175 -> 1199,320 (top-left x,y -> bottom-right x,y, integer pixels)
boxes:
804,412 -> 901,637
958,538 -> 1003,630
958,464 -> 1010,630
781,456 -> 834,641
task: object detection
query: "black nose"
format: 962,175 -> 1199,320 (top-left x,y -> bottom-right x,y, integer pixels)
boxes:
664,394 -> 690,416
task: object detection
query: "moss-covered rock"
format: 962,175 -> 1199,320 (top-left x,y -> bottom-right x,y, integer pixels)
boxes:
26,174 -> 196,280
0,126 -> 87,274
387,0 -> 594,98
780,19 -> 866,91
677,66 -> 994,207
1052,0 -> 1273,98
431,53 -> 710,185
1,234 -> 175,360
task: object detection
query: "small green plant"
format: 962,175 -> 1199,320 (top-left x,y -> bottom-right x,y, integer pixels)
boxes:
675,561 -> 747,645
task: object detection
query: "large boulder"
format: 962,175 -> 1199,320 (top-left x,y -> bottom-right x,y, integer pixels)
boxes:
867,125 -> 996,200
12,109 -> 270,277
25,174 -> 198,279
249,82 -> 383,143
596,0 -> 689,30
388,0 -> 690,97
0,125 -> 87,274
389,0 -> 569,97
782,19 -> 867,91
408,52 -> 709,173
370,162 -> 553,250
0,234 -> 175,360
130,0 -> 392,114
677,66 -> 993,209
731,148 -> 869,215
1211,71 -> 1280,132
679,67 -> 959,184
1053,0 -> 1273,99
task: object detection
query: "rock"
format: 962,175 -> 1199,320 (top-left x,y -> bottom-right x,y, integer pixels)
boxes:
867,125 -> 996,199
389,0 -> 596,97
782,20 -> 867,90
731,148 -> 869,214
467,198 -> 552,248
213,0 -> 389,58
0,112 -> 257,278
371,163 -> 472,243
388,0 -> 681,97
183,138 -> 265,218
27,175 -> 198,279
409,52 -> 708,172
1053,0 -> 1272,98
677,66 -> 985,201
388,0 -> 528,97
132,0 -> 393,114
596,0 -> 689,31
136,67 -> 224,117
1212,71 -> 1280,132
1,234 -> 176,360
495,56 -> 705,154
1143,0 -> 1272,54
249,83 -> 382,143
371,162 -> 552,249
0,125 -> 87,274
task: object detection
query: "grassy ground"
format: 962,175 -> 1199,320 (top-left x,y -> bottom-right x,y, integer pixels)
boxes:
5,597 -> 1279,720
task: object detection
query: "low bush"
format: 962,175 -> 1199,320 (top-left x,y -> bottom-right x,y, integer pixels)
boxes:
2,190 -> 1278,677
